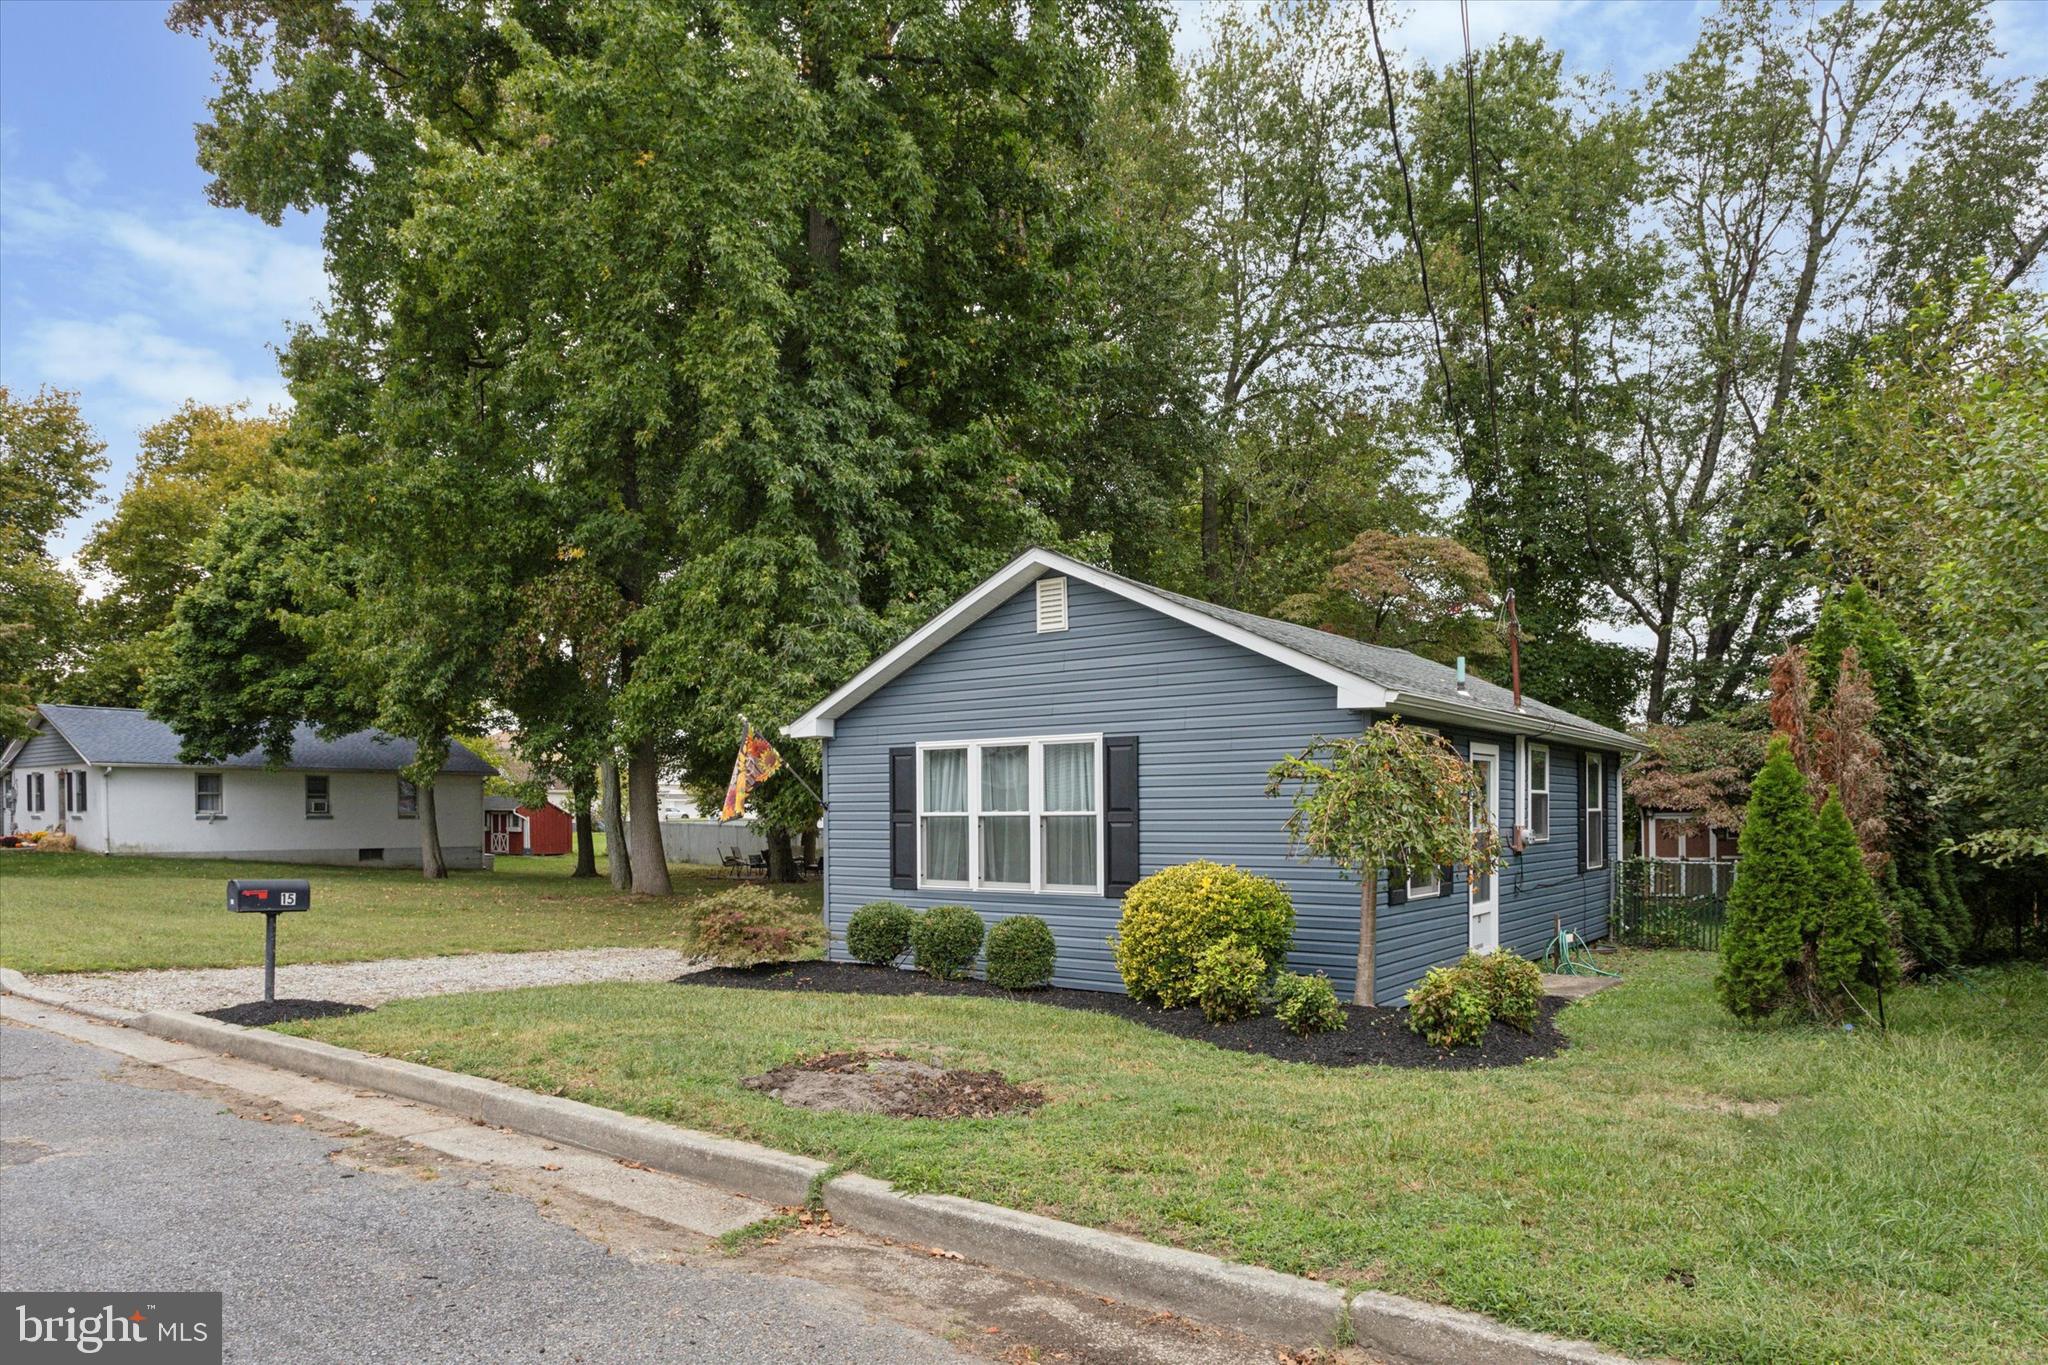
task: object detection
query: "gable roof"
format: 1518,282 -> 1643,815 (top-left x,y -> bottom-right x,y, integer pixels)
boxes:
785,547 -> 1644,753
4,705 -> 496,776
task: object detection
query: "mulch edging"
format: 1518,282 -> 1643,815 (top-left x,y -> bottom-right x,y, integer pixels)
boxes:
682,961 -> 1571,1070
199,999 -> 371,1027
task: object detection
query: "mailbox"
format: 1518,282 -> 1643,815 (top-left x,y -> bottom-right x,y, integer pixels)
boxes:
227,879 -> 310,913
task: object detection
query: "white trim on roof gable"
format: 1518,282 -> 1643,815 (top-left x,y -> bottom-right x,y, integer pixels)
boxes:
783,547 -> 1646,752
784,548 -> 1391,738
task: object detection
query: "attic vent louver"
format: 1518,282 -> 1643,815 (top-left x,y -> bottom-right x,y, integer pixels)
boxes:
1035,576 -> 1069,633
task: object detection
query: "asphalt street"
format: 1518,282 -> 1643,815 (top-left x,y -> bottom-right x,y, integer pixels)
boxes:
1,1022 -> 964,1363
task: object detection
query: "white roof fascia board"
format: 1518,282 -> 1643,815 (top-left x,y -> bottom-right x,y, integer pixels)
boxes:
785,548 -> 1393,736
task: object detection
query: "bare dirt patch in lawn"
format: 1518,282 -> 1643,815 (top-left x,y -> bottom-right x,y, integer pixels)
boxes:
743,1050 -> 1045,1119
692,961 -> 1571,1070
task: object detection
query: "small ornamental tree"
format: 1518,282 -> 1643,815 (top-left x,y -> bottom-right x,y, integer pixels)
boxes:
1809,789 -> 1900,1016
1266,720 -> 1492,1004
1717,735 -> 1815,1020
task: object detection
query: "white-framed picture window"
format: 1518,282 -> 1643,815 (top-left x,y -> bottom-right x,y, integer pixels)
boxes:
1526,744 -> 1550,841
1585,754 -> 1607,869
195,772 -> 224,818
305,774 -> 332,818
397,778 -> 419,819
916,734 -> 1104,896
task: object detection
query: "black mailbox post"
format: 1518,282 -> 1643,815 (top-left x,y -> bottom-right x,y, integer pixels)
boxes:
227,879 -> 310,1004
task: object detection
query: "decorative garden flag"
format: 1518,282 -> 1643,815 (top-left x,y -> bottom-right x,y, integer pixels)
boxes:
721,719 -> 785,821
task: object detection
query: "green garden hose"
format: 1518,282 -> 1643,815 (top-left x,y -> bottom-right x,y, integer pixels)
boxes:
1545,925 -> 1621,977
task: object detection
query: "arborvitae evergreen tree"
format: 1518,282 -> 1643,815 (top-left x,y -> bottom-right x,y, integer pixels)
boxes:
1717,736 -> 1816,1020
1810,789 -> 1900,1016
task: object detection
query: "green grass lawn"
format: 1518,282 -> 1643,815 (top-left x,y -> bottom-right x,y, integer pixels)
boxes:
0,850 -> 819,973
287,951 -> 2047,1363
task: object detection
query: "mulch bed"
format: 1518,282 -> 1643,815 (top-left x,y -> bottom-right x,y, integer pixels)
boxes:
200,999 -> 372,1027
742,1049 -> 1045,1119
684,962 -> 1570,1071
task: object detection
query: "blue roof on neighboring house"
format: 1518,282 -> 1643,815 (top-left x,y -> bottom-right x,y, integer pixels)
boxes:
5,705 -> 495,776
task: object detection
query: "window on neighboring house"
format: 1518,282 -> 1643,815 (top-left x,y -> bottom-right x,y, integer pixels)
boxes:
25,772 -> 45,814
1584,755 -> 1607,870
1526,745 -> 1550,841
305,775 -> 332,818
917,735 -> 1103,894
397,779 -> 418,819
61,770 -> 87,815
195,773 -> 224,817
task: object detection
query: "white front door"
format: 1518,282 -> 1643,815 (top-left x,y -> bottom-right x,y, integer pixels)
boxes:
1467,743 -> 1500,953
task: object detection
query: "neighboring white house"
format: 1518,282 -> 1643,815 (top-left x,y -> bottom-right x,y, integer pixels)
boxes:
1,704 -> 493,869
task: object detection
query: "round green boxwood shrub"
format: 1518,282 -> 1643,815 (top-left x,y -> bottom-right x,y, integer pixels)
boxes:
1272,970 -> 1347,1036
1457,950 -> 1543,1033
911,904 -> 985,980
985,915 -> 1057,990
1192,937 -> 1268,1023
845,900 -> 917,966
1406,965 -> 1491,1048
684,886 -> 824,967
1110,860 -> 1295,1007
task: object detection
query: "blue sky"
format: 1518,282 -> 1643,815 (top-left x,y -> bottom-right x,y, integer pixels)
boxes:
4,1 -> 2042,564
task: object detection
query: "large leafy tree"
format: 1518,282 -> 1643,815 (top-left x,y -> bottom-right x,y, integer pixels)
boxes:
71,401 -> 291,704
174,0 -> 1175,891
1399,36 -> 1654,721
0,386 -> 105,733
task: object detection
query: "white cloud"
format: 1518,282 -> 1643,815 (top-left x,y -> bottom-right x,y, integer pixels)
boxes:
0,174 -> 328,334
16,314 -> 290,419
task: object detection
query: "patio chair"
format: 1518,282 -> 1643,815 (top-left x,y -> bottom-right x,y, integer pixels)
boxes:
719,846 -> 746,879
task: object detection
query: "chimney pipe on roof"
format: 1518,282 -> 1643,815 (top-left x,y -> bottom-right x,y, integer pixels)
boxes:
1455,656 -> 1470,696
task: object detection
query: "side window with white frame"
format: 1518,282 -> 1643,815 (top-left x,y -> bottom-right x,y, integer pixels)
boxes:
26,772 -> 45,814
397,778 -> 419,819
1526,744 -> 1550,841
1584,754 -> 1606,870
916,735 -> 1103,895
305,774 -> 332,818
1406,861 -> 1441,898
60,770 -> 87,815
195,772 -> 224,818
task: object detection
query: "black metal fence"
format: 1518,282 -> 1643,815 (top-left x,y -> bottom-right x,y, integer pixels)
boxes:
1613,857 -> 1729,950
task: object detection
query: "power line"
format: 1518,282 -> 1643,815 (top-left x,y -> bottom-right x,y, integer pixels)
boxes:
1364,0 -> 1454,406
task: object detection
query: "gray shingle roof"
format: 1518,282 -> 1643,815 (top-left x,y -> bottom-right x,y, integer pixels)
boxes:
1085,562 -> 1639,751
27,705 -> 495,776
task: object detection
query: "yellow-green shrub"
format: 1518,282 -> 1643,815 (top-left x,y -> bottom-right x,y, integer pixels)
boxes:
1110,861 -> 1294,1007
1456,950 -> 1543,1033
1406,965 -> 1490,1048
1191,937 -> 1267,1023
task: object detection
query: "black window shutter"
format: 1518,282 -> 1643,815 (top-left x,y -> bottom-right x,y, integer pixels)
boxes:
888,746 -> 916,890
1386,862 -> 1408,907
1103,735 -> 1141,897
1438,862 -> 1455,897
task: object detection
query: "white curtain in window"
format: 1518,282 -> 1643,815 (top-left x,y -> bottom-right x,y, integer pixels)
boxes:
1043,816 -> 1095,887
922,748 -> 968,881
1042,742 -> 1093,811
979,745 -> 1030,883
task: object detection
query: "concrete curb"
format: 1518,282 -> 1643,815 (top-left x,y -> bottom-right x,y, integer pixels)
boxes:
825,1172 -> 1348,1346
0,966 -> 141,1025
4,969 -> 1636,1361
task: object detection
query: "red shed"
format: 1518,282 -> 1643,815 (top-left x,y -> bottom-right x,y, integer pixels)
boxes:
518,799 -> 575,856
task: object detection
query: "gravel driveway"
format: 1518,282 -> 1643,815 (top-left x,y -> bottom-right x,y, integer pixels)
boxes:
31,947 -> 704,1014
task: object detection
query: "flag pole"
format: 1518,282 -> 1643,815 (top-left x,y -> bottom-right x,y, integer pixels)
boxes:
738,714 -> 827,810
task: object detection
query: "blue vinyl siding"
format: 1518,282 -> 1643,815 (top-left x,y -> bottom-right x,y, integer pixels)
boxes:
820,572 -> 1623,1005
824,574 -> 1368,996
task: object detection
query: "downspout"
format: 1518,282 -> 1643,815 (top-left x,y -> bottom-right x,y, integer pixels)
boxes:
101,765 -> 114,854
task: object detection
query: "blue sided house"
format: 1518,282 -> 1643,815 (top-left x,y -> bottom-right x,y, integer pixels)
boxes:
786,548 -> 1643,1005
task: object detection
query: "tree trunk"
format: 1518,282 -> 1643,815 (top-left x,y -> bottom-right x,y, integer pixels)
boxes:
1355,867 -> 1378,1006
1200,462 -> 1222,592
419,779 -> 447,880
764,827 -> 798,883
601,759 -> 631,892
572,787 -> 598,878
625,739 -> 671,895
